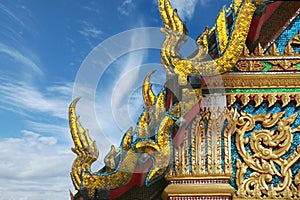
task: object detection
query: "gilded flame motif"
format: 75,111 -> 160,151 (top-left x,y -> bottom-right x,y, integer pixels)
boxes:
235,42 -> 300,72
226,93 -> 300,108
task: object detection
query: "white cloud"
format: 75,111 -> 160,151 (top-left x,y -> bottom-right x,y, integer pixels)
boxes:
110,27 -> 149,133
46,82 -> 74,95
0,76 -> 72,119
170,0 -> 197,20
77,21 -> 103,48
81,1 -> 101,15
0,43 -> 43,76
0,178 -> 72,200
199,0 -> 211,6
152,0 -> 211,21
0,3 -> 26,28
21,130 -> 58,146
0,131 -> 74,199
27,121 -> 69,138
80,26 -> 102,39
78,22 -> 103,40
118,0 -> 135,16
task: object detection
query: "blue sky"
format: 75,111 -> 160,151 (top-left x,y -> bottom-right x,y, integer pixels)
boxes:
0,0 -> 230,199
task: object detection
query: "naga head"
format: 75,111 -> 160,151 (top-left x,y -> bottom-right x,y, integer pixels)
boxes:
159,0 -> 261,84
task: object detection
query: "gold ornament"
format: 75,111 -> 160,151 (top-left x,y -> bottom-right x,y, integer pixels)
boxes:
234,111 -> 300,199
159,0 -> 257,85
69,73 -> 181,198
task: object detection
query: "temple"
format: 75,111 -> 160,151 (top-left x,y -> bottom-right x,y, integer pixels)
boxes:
69,0 -> 300,199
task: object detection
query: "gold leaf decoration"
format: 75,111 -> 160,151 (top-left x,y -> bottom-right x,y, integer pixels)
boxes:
235,110 -> 300,199
253,93 -> 263,108
267,94 -> 277,107
239,94 -> 250,107
294,94 -> 300,107
284,43 -> 294,55
253,42 -> 264,56
280,93 -> 290,107
240,44 -> 250,57
236,37 -> 300,72
166,108 -> 237,178
234,0 -> 243,14
226,93 -> 300,110
216,7 -> 228,54
69,83 -> 180,198
142,70 -> 156,107
269,43 -> 279,56
227,94 -> 237,107
160,0 -> 257,84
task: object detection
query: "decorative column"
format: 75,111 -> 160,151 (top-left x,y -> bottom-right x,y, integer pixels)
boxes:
162,107 -> 237,200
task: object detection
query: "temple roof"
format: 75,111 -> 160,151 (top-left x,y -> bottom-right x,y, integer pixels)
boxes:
205,1 -> 300,57
247,1 -> 300,52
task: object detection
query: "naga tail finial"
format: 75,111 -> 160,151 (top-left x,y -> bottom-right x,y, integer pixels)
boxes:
69,97 -> 99,190
142,70 -> 156,107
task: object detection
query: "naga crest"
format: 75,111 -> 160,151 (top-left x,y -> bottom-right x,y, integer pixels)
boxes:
69,0 -> 267,199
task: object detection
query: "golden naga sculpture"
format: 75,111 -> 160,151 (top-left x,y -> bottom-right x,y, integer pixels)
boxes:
69,71 -> 181,198
159,0 -> 257,84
